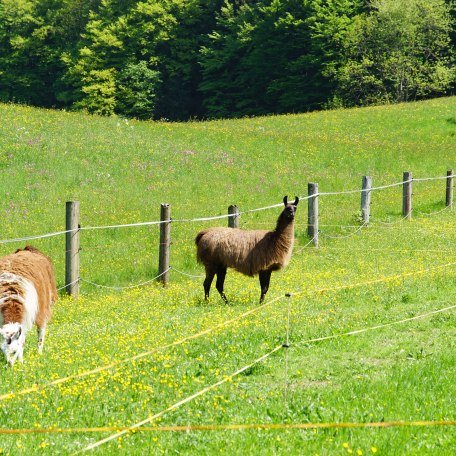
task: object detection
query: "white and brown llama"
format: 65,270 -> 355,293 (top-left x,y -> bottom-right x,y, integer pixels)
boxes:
0,246 -> 57,366
195,196 -> 299,303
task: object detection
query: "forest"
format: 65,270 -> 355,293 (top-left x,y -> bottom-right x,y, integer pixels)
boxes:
0,0 -> 454,120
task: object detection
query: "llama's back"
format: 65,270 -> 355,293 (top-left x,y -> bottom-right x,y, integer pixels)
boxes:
195,227 -> 270,276
0,247 -> 57,326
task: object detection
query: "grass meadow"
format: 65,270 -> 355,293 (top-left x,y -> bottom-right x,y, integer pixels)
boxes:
0,97 -> 455,454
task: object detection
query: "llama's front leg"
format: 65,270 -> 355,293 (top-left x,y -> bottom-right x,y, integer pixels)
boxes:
9,344 -> 24,367
215,266 -> 228,304
37,326 -> 46,354
15,333 -> 25,364
203,268 -> 216,300
16,344 -> 24,363
259,270 -> 272,303
17,334 -> 25,363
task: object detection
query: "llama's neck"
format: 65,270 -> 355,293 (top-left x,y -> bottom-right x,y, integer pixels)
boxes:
273,217 -> 295,247
275,213 -> 294,235
269,217 -> 295,268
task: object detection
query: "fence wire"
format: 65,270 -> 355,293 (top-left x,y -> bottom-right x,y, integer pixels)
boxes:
0,173 -> 453,245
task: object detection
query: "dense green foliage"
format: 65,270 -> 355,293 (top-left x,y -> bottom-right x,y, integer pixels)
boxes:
333,0 -> 455,106
0,99 -> 455,454
0,0 -> 454,119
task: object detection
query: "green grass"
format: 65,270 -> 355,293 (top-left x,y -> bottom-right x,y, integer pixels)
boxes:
0,97 -> 455,455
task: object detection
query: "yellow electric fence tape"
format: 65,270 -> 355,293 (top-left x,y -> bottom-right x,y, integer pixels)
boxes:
0,420 -> 455,435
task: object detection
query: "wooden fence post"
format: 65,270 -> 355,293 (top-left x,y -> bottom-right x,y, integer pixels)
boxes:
446,169 -> 454,208
158,203 -> 171,285
228,205 -> 239,228
402,171 -> 412,220
65,201 -> 80,298
361,176 -> 372,224
308,183 -> 319,247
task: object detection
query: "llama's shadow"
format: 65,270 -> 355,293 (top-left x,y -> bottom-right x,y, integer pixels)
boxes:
193,295 -> 254,307
194,296 -> 233,307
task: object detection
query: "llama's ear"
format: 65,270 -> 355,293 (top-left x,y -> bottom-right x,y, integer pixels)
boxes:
283,196 -> 288,206
293,196 -> 299,206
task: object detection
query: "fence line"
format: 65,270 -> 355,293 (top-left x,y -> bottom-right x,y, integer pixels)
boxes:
79,299 -> 456,452
0,172 -> 453,247
0,170 -> 453,293
2,420 -> 455,436
82,220 -> 166,231
2,260 -> 455,404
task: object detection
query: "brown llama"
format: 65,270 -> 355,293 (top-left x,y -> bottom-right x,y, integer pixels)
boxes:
195,196 -> 299,303
0,246 -> 58,366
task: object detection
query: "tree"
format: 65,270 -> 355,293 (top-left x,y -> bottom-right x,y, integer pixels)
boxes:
200,0 -> 318,117
0,0 -> 47,104
116,60 -> 161,118
65,0 -> 223,118
333,0 -> 455,106
305,0 -> 364,108
0,0 -> 101,107
199,0 -> 364,117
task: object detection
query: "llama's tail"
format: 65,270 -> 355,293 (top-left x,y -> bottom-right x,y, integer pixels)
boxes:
195,231 -> 207,247
195,230 -> 209,264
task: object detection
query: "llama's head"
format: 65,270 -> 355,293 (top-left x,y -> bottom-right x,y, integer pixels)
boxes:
0,323 -> 24,366
282,196 -> 299,221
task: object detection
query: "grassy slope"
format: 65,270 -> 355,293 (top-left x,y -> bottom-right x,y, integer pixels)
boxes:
0,98 -> 455,455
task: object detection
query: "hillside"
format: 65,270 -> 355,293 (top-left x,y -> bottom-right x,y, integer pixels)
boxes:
0,98 -> 455,454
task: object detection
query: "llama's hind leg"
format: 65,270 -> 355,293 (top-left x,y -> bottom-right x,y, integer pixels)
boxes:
215,266 -> 228,304
37,325 -> 46,354
259,270 -> 272,303
203,267 -> 216,300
